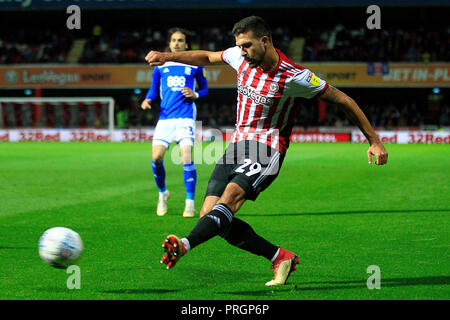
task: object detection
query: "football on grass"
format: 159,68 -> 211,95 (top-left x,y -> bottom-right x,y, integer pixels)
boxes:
38,227 -> 83,268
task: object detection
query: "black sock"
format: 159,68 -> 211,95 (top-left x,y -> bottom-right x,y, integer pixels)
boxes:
220,217 -> 278,261
186,203 -> 233,249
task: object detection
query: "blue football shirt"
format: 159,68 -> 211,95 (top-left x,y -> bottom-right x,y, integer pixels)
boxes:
145,62 -> 208,120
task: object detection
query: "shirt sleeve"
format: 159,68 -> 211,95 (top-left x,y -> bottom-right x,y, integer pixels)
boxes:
194,66 -> 208,99
288,69 -> 328,99
145,67 -> 161,101
220,46 -> 243,71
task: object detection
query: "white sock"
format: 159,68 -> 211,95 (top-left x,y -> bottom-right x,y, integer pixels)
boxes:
185,199 -> 194,206
270,248 -> 280,262
159,190 -> 168,198
181,238 -> 191,251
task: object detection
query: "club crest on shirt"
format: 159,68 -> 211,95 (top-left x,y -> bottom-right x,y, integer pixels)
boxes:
163,68 -> 169,73
185,67 -> 192,75
269,82 -> 279,93
306,72 -> 320,86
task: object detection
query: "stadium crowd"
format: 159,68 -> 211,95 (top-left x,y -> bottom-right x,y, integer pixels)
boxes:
74,24 -> 450,63
1,20 -> 447,132
0,24 -> 448,64
115,98 -> 448,130
302,25 -> 450,62
0,29 -> 73,64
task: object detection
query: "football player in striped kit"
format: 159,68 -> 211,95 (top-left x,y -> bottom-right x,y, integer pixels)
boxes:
146,16 -> 388,286
142,28 -> 208,218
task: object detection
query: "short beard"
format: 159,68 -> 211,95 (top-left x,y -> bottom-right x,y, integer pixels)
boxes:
247,59 -> 262,68
248,46 -> 266,68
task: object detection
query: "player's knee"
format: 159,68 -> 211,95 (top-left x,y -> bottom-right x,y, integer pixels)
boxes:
152,148 -> 166,162
200,196 -> 220,218
218,183 -> 246,212
200,207 -> 210,218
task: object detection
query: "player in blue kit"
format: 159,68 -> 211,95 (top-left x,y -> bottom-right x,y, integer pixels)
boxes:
141,28 -> 208,217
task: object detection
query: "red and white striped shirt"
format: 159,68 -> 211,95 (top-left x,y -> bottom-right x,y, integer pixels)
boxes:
221,46 -> 328,154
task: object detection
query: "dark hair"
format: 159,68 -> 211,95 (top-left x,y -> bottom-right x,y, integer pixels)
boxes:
167,27 -> 191,48
232,16 -> 272,42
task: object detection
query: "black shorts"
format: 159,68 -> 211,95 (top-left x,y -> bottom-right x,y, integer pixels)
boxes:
205,140 -> 285,201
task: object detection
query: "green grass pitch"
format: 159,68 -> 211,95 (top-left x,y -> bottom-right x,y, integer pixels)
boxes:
0,142 -> 448,300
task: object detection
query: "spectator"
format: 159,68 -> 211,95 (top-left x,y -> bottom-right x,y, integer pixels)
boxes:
2,24 -> 448,64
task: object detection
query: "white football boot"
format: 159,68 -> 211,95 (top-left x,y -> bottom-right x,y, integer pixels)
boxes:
156,190 -> 170,216
265,249 -> 299,286
182,199 -> 196,218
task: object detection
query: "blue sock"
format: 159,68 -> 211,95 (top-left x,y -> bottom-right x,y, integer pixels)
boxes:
152,160 -> 166,193
183,162 -> 196,200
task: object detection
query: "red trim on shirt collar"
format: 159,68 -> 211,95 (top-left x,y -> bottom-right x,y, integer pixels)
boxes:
259,48 -> 282,74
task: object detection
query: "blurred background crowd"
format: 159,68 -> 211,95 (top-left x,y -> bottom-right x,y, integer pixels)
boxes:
0,5 -> 448,131
1,24 -> 448,64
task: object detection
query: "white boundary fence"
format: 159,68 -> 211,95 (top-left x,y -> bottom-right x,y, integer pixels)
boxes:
0,128 -> 448,144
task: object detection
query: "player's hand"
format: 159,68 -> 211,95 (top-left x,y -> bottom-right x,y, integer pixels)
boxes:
182,87 -> 197,99
367,142 -> 388,165
141,99 -> 152,110
145,50 -> 168,66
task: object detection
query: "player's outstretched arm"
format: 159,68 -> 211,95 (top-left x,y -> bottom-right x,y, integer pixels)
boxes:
319,85 -> 388,165
145,50 -> 224,67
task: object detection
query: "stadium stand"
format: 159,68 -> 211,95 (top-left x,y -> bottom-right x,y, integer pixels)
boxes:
0,28 -> 73,64
302,25 -> 449,62
1,25 -> 448,64
0,5 -> 448,133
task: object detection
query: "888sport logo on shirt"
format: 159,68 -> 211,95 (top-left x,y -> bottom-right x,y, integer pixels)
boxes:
167,76 -> 186,90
